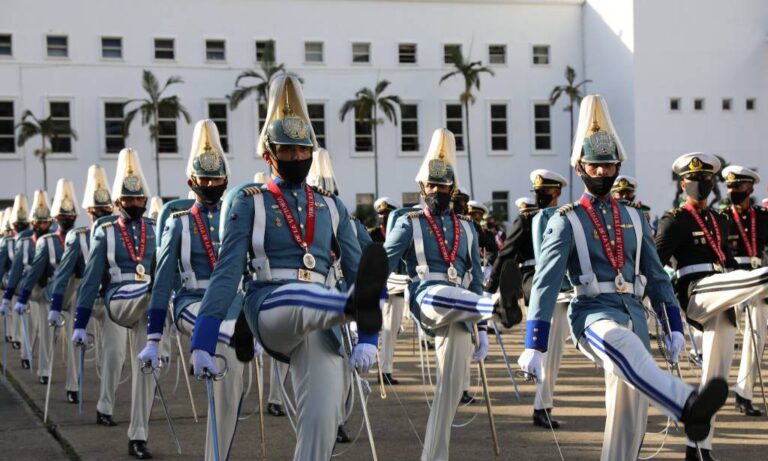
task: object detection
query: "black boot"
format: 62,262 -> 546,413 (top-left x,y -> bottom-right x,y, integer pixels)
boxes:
336,425 -> 351,443
379,373 -> 399,385
495,261 -> 523,328
11,341 -> 20,350
460,391 -> 476,404
532,408 -> 561,429
267,403 -> 285,417
96,411 -> 117,427
67,391 -> 79,404
39,376 -> 48,385
344,244 -> 388,335
681,377 -> 728,442
20,359 -> 30,369
685,445 -> 719,461
128,440 -> 152,459
735,393 -> 763,417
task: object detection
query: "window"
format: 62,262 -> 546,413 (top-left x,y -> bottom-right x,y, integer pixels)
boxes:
354,106 -> 372,152
257,102 -> 267,133
46,35 -> 68,58
157,105 -> 178,153
490,104 -> 508,151
532,45 -> 549,65
101,37 -> 122,59
0,34 -> 11,56
402,192 -> 420,207
304,41 -> 324,63
445,104 -> 465,151
307,103 -> 326,148
492,191 -> 509,222
352,42 -> 370,63
207,103 -> 229,152
533,103 -> 551,151
444,44 -> 461,64
746,98 -> 756,111
488,44 -> 506,64
0,101 -> 14,153
206,40 -> 226,61
400,104 -> 419,152
256,40 -> 275,63
104,102 -> 125,154
669,98 -> 681,111
154,38 -> 174,60
722,98 -> 732,111
398,43 -> 417,64
49,102 -> 73,153
694,98 -> 705,111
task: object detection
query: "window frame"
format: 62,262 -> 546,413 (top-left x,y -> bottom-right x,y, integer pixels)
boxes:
693,97 -> 705,112
304,41 -> 325,64
443,43 -> 462,65
0,33 -> 13,58
101,99 -> 127,157
398,42 -> 417,65
443,102 -> 466,154
531,44 -> 550,66
45,34 -> 69,59
351,42 -> 371,64
746,98 -> 757,111
205,38 -> 227,63
255,39 -> 276,63
488,101 -> 510,155
45,98 -> 76,158
531,100 -> 553,154
0,99 -> 16,155
488,44 -> 506,65
100,36 -> 123,60
721,98 -> 732,112
669,97 -> 681,112
352,105 -> 374,155
306,101 -> 328,150
491,191 -> 509,222
398,101 -> 421,157
156,104 -> 180,156
205,100 -> 232,156
153,37 -> 176,61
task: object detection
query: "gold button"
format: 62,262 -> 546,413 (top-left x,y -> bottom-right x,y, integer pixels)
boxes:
533,328 -> 539,332
292,192 -> 298,197
533,336 -> 537,341
298,206 -> 302,212
209,226 -> 214,232
300,224 -> 304,229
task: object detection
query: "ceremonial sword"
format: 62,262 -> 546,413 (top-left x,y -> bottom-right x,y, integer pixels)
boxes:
20,313 -> 34,374
253,354 -> 266,459
44,318 -> 65,424
173,328 -> 199,422
491,320 -> 521,400
472,324 -> 500,456
198,354 -> 229,461
515,369 -> 565,461
142,361 -> 182,454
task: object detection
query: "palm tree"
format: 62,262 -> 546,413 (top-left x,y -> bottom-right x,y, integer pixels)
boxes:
339,80 -> 401,197
16,110 -> 78,190
550,65 -> 591,201
123,70 -> 190,196
228,40 -> 288,111
439,46 -> 495,197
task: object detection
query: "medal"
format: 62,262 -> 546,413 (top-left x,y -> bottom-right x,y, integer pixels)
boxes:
614,273 -> 628,293
266,179 -> 317,273
684,203 -> 725,266
190,205 -> 218,270
447,265 -> 459,283
116,217 -> 148,280
423,207 -> 462,284
580,195 -> 627,290
731,206 -> 759,269
303,252 -> 316,270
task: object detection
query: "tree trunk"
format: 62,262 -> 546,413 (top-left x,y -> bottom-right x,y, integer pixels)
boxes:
568,104 -> 574,202
464,100 -> 475,197
372,107 -> 379,198
41,138 -> 47,191
153,106 -> 162,197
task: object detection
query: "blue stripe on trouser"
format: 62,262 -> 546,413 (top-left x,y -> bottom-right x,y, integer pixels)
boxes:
584,327 -> 683,418
111,286 -> 149,300
425,293 -> 494,311
179,311 -> 231,344
260,287 -> 347,313
422,295 -> 494,314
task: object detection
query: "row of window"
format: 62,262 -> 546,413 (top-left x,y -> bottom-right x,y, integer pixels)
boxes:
669,97 -> 757,112
0,33 -> 550,66
0,99 -> 553,155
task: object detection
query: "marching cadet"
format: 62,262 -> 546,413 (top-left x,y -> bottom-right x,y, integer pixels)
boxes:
720,166 -> 768,417
656,154 -> 768,460
190,75 -> 388,461
383,128 -> 519,461
0,196 -> 30,353
3,190 -> 54,375
139,120 -> 247,461
519,96 -> 729,461
49,165 -> 126,423
13,180 -> 78,399
71,148 -> 157,459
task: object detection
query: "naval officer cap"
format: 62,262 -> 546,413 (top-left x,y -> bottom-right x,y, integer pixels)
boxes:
672,152 -> 722,177
529,169 -> 568,189
722,165 -> 760,185
452,186 -> 470,201
611,175 -> 638,192
467,200 -> 488,214
374,197 -> 400,212
515,196 -> 539,211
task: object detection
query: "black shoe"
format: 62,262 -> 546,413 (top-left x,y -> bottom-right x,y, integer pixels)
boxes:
460,391 -> 476,405
4,335 -> 10,343
67,391 -> 79,404
420,340 -> 435,350
735,393 -> 763,416
681,377 -> 728,442
11,341 -> 20,350
685,445 -> 719,461
496,261 -> 523,328
532,408 -> 561,429
336,425 -> 351,443
267,403 -> 285,417
39,376 -> 49,385
96,411 -> 117,427
344,244 -> 388,335
128,440 -> 153,459
20,359 -> 30,369
379,373 -> 399,385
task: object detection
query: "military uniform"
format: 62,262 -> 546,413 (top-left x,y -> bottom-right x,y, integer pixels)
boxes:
0,196 -> 29,352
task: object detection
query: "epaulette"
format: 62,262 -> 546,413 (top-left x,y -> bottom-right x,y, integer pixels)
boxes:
457,214 -> 472,222
407,211 -> 423,219
557,203 -> 577,215
520,210 -> 534,219
624,201 -> 642,209
666,207 -> 681,216
242,186 -> 262,196
75,227 -> 88,234
41,233 -> 54,240
101,221 -> 114,228
310,185 -> 333,197
171,210 -> 190,219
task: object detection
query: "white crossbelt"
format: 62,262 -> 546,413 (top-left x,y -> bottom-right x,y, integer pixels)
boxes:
267,268 -> 327,284
573,281 -> 635,297
734,256 -> 762,267
520,258 -> 535,268
676,263 -> 723,278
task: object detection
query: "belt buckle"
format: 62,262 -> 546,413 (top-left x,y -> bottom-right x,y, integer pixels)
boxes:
297,268 -> 313,282
134,273 -> 146,282
712,263 -> 722,273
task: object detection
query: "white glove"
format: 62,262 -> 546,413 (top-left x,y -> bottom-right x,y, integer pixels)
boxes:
48,310 -> 62,327
349,342 -> 377,373
482,291 -> 495,299
72,328 -> 88,347
664,331 -> 686,364
254,340 -> 264,358
138,341 -> 159,369
13,301 -> 27,315
191,349 -> 219,378
518,348 -> 543,379
0,298 -> 9,316
472,330 -> 489,363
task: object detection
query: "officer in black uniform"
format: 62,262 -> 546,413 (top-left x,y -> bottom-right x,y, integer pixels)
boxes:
370,197 -> 397,243
451,188 -> 470,216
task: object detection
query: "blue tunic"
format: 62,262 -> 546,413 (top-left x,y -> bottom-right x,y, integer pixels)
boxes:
49,227 -> 90,312
17,230 -> 66,304
3,229 -> 44,300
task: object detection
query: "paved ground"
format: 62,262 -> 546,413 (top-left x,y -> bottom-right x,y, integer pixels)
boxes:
2,317 -> 768,460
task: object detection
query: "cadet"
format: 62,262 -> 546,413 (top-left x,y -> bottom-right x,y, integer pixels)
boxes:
612,175 -> 652,224
519,96 -> 728,461
72,148 -> 157,459
2,190 -> 54,375
0,196 -> 30,352
450,188 -> 470,216
721,166 -> 768,417
190,75 -> 387,461
384,128 -> 518,461
467,201 -> 498,267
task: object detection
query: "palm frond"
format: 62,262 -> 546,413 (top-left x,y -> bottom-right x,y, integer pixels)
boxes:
338,100 -> 358,122
234,69 -> 266,87
160,75 -> 184,94
374,79 -> 391,96
228,85 -> 259,110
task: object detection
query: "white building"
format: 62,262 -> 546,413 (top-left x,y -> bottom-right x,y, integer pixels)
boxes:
0,0 -> 765,227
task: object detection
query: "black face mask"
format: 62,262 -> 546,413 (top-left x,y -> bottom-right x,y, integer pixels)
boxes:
57,217 -> 76,232
451,200 -> 467,215
684,179 -> 714,201
578,163 -> 618,197
728,190 -> 750,205
13,223 -> 29,233
90,208 -> 112,220
191,181 -> 227,205
534,192 -> 554,209
276,158 -> 313,185
425,192 -> 452,213
123,206 -> 145,221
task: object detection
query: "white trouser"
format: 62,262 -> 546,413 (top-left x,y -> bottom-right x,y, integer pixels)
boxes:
268,357 -> 289,405
30,288 -> 51,377
93,299 -> 128,416
735,299 -> 767,401
685,268 -> 768,449
380,294 -> 405,374
11,298 -> 22,346
338,359 -> 352,425
57,310 -> 78,391
256,282 -> 348,461
578,320 -> 693,461
534,299 -> 570,410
